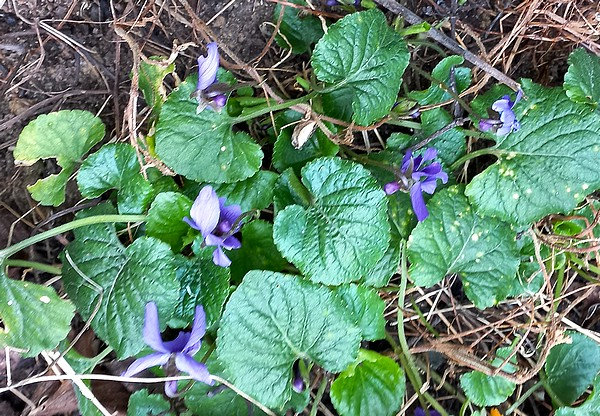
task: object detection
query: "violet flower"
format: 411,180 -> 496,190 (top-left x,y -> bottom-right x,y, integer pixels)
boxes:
195,42 -> 226,112
384,148 -> 448,222
414,408 -> 442,416
184,186 -> 242,267
326,0 -> 360,5
292,361 -> 305,393
123,302 -> 214,397
479,90 -> 523,136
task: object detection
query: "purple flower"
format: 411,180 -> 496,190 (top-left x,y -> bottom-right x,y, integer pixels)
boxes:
384,148 -> 448,222
292,361 -> 305,393
479,90 -> 522,136
184,186 -> 242,267
326,0 -> 360,5
123,302 -> 214,397
195,42 -> 226,111
414,408 -> 442,416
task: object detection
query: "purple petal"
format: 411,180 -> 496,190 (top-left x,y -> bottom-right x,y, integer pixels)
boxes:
165,380 -> 178,398
183,216 -> 201,231
421,148 -> 437,163
401,150 -> 414,173
326,0 -> 339,5
499,108 -> 516,126
420,177 -> 439,194
436,170 -> 448,184
514,89 -> 523,105
205,233 -> 223,247
478,119 -> 495,132
143,302 -> 168,353
384,181 -> 401,195
496,123 -> 513,136
220,203 -> 242,232
410,183 -> 429,222
182,305 -> 206,355
175,353 -> 214,385
413,163 -> 442,178
190,186 -> 220,237
222,236 -> 241,250
197,42 -> 219,92
212,246 -> 232,267
492,98 -> 511,113
292,375 -> 305,393
163,331 -> 190,353
212,94 -> 227,108
414,409 -> 441,416
122,352 -> 170,378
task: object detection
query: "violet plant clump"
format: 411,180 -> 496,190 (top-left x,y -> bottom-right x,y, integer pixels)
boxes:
7,6 -> 600,416
122,302 -> 213,397
384,148 -> 448,222
184,185 -> 242,267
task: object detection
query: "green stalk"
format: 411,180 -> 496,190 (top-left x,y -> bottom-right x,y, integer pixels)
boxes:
505,380 -> 543,415
309,377 -> 328,416
385,119 -> 422,129
386,243 -> 449,416
0,214 -> 146,261
231,91 -> 318,124
449,148 -> 502,171
539,370 -> 565,408
3,259 -> 61,275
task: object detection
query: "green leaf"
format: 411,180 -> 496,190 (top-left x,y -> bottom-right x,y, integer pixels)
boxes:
61,205 -> 180,358
273,168 -> 312,213
272,110 -> 339,175
127,390 -> 173,416
335,284 -> 386,341
184,347 -> 267,416
545,331 -> 600,405
312,9 -> 410,125
169,244 -> 230,329
274,0 -> 324,54
213,170 -> 279,211
466,80 -> 600,225
330,349 -> 405,416
228,220 -> 288,283
14,110 -> 105,206
556,375 -> 600,416
460,346 -> 517,406
361,226 -> 401,287
146,192 -> 193,252
155,76 -> 263,183
28,168 -> 74,207
407,185 -> 520,309
564,48 -> 600,108
0,275 -> 74,356
273,158 -> 390,285
217,271 -> 361,409
409,55 -> 471,106
138,57 -> 175,115
77,143 -> 154,214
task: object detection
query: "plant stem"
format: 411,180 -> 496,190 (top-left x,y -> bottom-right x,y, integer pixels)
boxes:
231,91 -> 318,124
309,376 -> 328,416
3,259 -> 61,275
386,243 -> 449,416
0,214 -> 147,261
539,370 -> 565,408
505,380 -> 543,415
449,148 -> 502,171
385,119 -> 422,130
